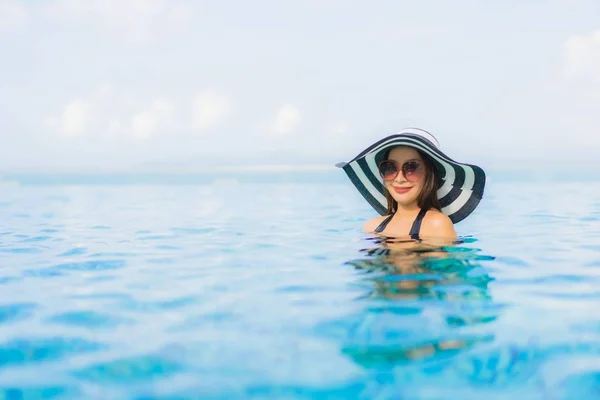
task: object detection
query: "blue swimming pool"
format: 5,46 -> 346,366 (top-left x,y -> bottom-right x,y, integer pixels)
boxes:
1,167 -> 600,399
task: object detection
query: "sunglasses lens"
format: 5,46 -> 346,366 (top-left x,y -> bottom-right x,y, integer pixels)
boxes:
402,161 -> 423,182
379,161 -> 398,181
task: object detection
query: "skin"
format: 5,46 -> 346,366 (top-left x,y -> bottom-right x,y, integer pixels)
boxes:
362,146 -> 457,240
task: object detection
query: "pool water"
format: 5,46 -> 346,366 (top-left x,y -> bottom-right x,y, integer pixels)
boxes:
1,169 -> 600,399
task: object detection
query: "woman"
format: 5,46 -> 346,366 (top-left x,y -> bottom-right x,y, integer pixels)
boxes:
336,128 -> 486,240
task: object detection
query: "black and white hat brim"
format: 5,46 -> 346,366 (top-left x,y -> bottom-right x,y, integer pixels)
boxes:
336,128 -> 486,224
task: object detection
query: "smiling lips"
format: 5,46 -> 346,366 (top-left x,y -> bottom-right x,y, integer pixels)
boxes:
393,186 -> 412,194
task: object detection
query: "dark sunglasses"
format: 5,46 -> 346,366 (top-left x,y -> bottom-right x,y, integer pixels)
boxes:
378,159 -> 424,183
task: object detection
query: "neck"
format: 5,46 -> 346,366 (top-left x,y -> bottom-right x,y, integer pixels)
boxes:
394,201 -> 420,215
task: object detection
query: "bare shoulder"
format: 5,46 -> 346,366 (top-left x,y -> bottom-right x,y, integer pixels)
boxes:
422,209 -> 457,239
362,215 -> 389,233
423,209 -> 453,226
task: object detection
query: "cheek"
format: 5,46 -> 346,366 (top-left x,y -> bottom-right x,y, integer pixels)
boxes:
415,179 -> 425,191
410,181 -> 425,198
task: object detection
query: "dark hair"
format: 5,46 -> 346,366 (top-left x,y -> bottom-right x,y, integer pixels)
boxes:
384,148 -> 441,214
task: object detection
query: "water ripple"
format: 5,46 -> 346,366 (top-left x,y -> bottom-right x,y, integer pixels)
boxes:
47,311 -> 132,329
59,247 -> 88,257
0,338 -> 104,368
88,252 -> 137,258
119,296 -> 199,312
0,247 -> 43,254
0,387 -> 74,399
23,260 -> 126,277
40,228 -> 61,233
50,260 -> 126,271
138,235 -> 176,240
557,369 -> 600,399
170,227 -> 215,235
73,354 -> 184,384
0,303 -> 38,324
20,235 -> 52,243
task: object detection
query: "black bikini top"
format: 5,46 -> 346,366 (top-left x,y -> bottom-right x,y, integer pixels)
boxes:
374,208 -> 428,240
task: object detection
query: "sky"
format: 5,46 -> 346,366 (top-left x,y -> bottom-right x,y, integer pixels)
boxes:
1,0 -> 599,171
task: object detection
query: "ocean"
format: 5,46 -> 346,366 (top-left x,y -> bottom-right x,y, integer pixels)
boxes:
1,166 -> 600,399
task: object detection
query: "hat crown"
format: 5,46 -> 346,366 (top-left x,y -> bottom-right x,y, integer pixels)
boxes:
396,128 -> 440,149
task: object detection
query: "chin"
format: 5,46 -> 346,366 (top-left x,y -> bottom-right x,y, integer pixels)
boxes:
391,194 -> 419,206
396,199 -> 419,207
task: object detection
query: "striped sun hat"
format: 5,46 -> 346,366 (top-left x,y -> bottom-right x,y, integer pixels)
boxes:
336,128 -> 486,223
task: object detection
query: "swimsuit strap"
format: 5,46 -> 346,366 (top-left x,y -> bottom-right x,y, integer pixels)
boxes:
374,208 -> 428,238
409,208 -> 428,240
374,214 -> 394,233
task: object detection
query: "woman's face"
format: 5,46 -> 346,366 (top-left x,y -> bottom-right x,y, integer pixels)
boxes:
381,146 -> 426,207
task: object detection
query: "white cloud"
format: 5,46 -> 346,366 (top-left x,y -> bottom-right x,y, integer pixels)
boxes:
45,98 -> 90,137
61,99 -> 89,136
564,29 -> 600,82
45,0 -> 192,43
270,105 -> 302,136
46,85 -> 230,139
47,85 -> 179,139
0,0 -> 27,30
131,99 -> 175,139
191,90 -> 232,133
131,112 -> 158,139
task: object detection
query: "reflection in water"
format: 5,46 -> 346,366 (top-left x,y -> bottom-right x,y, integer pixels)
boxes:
339,236 -> 540,391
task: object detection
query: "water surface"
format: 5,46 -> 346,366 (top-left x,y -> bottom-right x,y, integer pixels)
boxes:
1,169 -> 600,399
